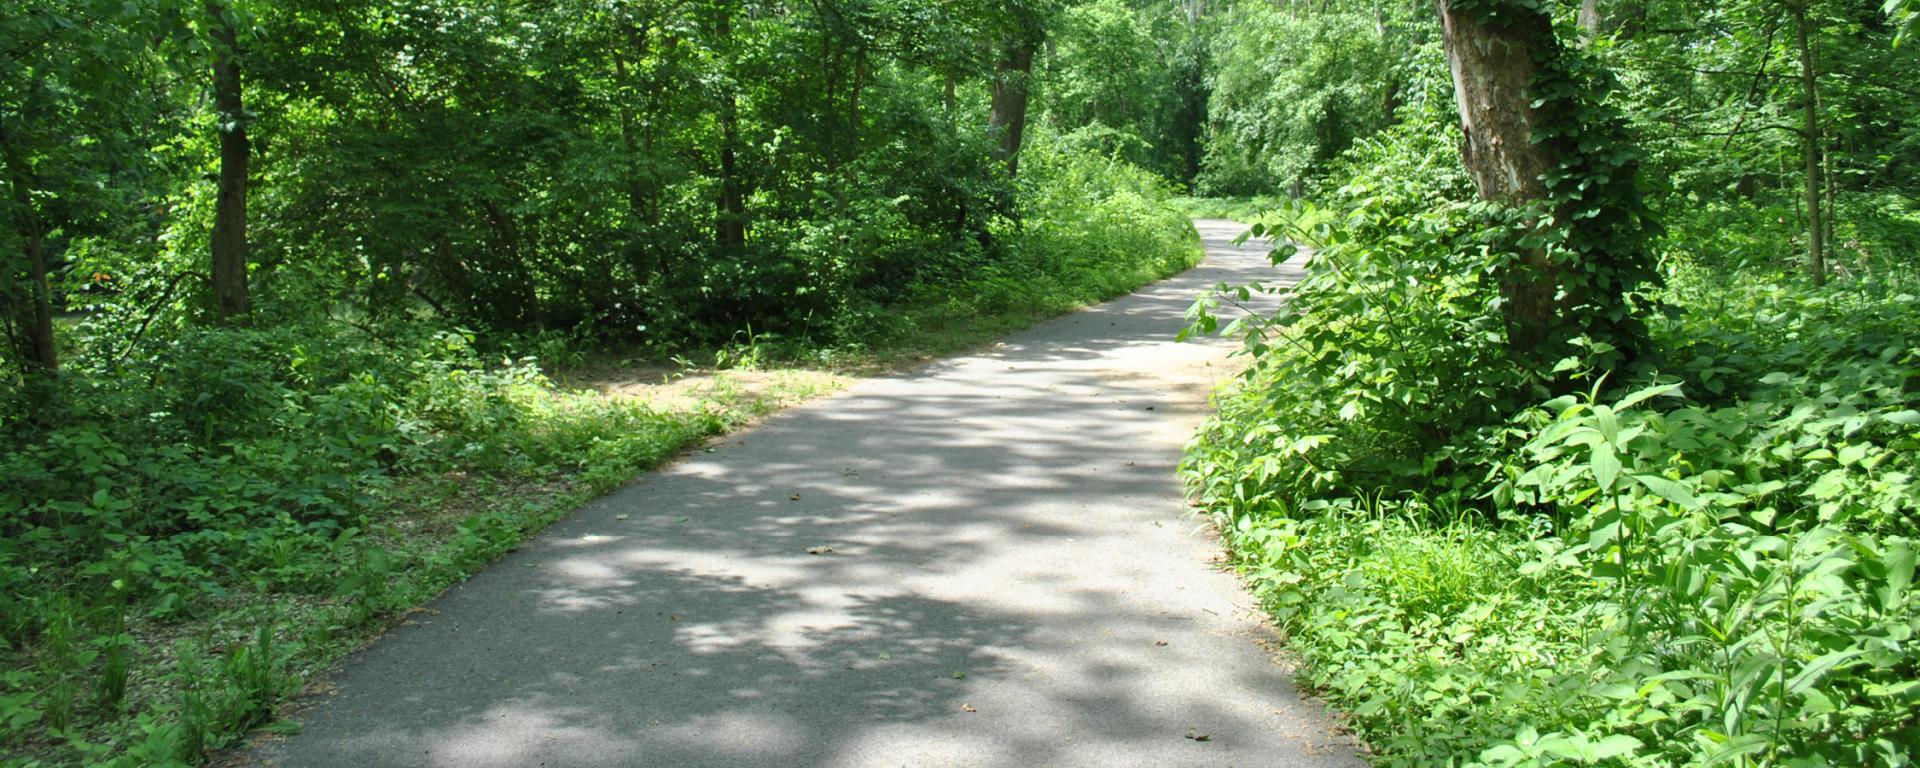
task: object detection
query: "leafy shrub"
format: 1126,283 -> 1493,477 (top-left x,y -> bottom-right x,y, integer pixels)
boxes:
1185,32 -> 1919,757
1189,227 -> 1920,765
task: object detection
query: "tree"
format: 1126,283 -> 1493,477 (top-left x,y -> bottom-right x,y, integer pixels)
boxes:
1792,0 -> 1827,285
1435,0 -> 1555,206
1039,0 -> 1191,178
205,0 -> 251,318
1,115 -> 56,372
986,35 -> 1038,176
1435,0 -> 1559,351
1435,0 -> 1652,359
713,0 -> 746,249
1199,6 -> 1397,196
2,0 -> 159,373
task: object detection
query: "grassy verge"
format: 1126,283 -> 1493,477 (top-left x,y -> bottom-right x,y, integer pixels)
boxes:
1,187 -> 1200,767
1,365 -> 839,768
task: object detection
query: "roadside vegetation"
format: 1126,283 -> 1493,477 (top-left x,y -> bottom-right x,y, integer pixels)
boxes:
0,0 -> 1197,763
0,146 -> 1195,768
1184,1 -> 1920,766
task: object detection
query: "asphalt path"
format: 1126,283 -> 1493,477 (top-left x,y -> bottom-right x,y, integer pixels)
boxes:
243,219 -> 1357,768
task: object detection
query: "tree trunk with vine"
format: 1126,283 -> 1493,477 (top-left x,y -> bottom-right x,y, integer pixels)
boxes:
1435,0 -> 1562,354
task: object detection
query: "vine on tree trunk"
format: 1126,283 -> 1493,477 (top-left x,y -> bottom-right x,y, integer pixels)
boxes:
1440,0 -> 1659,372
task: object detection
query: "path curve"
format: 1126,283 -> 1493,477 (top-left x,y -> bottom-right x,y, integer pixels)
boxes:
244,220 -> 1355,768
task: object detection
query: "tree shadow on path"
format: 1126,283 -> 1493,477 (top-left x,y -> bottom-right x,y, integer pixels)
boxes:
241,220 -> 1355,768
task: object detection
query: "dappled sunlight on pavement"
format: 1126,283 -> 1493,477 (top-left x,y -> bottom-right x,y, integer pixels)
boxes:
243,220 -> 1352,768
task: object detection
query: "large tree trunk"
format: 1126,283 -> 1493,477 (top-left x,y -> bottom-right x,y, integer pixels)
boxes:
1577,0 -> 1601,45
2,117 -> 56,373
207,1 -> 251,319
847,49 -> 865,159
986,41 -> 1036,177
822,31 -> 839,173
1436,0 -> 1561,353
1793,0 -> 1826,286
17,222 -> 54,372
613,36 -> 647,223
715,5 -> 746,250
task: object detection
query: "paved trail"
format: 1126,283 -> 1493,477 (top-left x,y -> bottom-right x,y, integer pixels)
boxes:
246,220 -> 1356,768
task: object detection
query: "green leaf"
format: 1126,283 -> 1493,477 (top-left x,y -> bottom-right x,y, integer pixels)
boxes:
1806,470 -> 1848,500
1593,404 -> 1620,445
1700,734 -> 1770,766
1866,679 -> 1920,702
1615,382 -> 1682,411
1589,734 -> 1643,761
1878,539 -> 1914,612
1479,744 -> 1527,765
1591,445 -> 1621,492
1631,474 -> 1697,508
257,720 -> 303,735
1786,650 -> 1864,695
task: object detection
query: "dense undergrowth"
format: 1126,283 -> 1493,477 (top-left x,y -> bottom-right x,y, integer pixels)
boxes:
0,145 -> 1197,768
1169,195 -> 1295,223
1184,109 -> 1920,767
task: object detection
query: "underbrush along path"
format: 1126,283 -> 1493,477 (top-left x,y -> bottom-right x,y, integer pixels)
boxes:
241,220 -> 1350,768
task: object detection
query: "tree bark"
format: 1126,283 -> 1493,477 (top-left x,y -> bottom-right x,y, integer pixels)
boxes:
1793,0 -> 1825,285
715,4 -> 746,249
613,32 -> 647,223
207,1 -> 251,319
822,31 -> 839,173
3,155 -> 56,372
847,49 -> 864,159
17,219 -> 54,372
1435,0 -> 1561,352
986,41 -> 1036,177
1577,0 -> 1601,45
